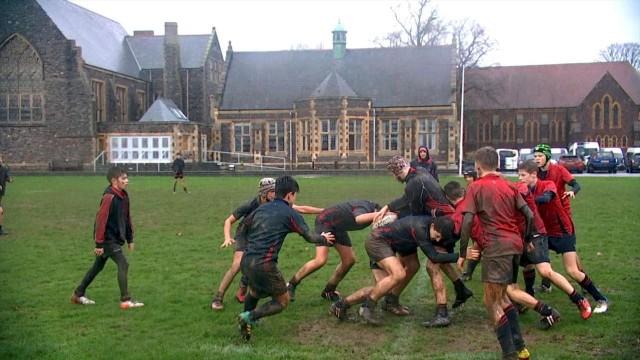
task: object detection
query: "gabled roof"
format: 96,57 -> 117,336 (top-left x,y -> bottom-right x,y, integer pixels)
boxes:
221,45 -> 454,110
139,98 -> 189,122
126,34 -> 212,69
36,0 -> 140,78
310,71 -> 357,98
465,61 -> 640,110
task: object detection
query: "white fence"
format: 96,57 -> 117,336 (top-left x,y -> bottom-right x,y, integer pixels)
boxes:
203,151 -> 287,171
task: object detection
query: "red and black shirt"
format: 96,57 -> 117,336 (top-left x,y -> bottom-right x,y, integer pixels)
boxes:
94,186 -> 133,248
531,180 -> 574,237
461,174 -> 526,257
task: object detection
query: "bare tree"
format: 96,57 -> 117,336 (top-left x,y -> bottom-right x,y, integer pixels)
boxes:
452,19 -> 496,69
375,0 -> 448,48
599,43 -> 640,70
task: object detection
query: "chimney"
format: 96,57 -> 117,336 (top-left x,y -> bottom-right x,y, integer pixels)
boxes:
133,30 -> 154,37
164,22 -> 183,109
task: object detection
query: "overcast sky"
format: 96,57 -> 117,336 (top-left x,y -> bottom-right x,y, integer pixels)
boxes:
72,0 -> 640,67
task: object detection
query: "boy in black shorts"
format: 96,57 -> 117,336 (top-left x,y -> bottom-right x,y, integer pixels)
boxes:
459,147 -> 534,360
287,200 -> 380,303
237,176 -> 334,341
518,160 -> 608,314
329,216 -> 457,326
172,153 -> 188,193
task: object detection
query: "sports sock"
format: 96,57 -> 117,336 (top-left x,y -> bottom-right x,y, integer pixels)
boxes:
541,277 -> 552,289
436,303 -> 448,317
533,301 -> 552,316
173,181 -> 177,192
453,279 -> 469,298
568,290 -> 583,304
384,293 -> 399,305
504,304 -> 526,352
183,186 -> 188,193
579,274 -> 606,301
243,293 -> 259,313
288,277 -> 299,287
465,259 -> 479,276
362,296 -> 377,309
251,299 -> 285,321
495,314 -> 516,358
323,283 -> 337,293
523,268 -> 536,296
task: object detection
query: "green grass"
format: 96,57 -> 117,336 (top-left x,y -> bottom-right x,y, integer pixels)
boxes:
0,175 -> 639,359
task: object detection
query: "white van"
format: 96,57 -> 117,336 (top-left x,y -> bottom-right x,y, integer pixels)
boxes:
497,148 -> 519,171
519,148 -> 533,164
568,142 -> 600,164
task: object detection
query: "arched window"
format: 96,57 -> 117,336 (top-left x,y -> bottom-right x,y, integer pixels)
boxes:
611,135 -> 618,147
595,135 -> 602,146
478,120 -> 492,143
603,96 -> 610,128
621,135 -> 628,147
593,104 -> 601,129
612,104 -> 620,128
0,34 -> 44,123
524,120 -> 539,143
586,136 -> 593,142
501,120 -> 515,142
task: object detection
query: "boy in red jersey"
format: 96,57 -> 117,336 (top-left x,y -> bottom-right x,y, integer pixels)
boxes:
518,160 -> 608,314
459,147 -> 533,360
533,144 -> 582,292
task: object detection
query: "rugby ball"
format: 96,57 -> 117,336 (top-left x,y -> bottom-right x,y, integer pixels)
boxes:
372,212 -> 398,229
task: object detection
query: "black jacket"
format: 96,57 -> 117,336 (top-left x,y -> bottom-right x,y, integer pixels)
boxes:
94,186 -> 133,248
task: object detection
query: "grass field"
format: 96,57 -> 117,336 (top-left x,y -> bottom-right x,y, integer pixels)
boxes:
0,174 -> 638,359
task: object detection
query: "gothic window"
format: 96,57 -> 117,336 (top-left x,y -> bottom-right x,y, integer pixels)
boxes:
621,135 -> 628,147
382,119 -> 399,151
593,104 -> 601,129
116,86 -> 127,122
524,119 -> 540,143
611,135 -> 618,147
417,119 -> 437,150
550,119 -> 560,142
234,123 -> 251,153
0,34 -> 45,123
603,96 -> 610,128
348,119 -> 362,151
268,121 -> 285,152
478,120 -> 492,143
603,135 -> 610,147
320,119 -> 338,151
612,104 -> 621,128
595,135 -> 602,147
501,120 -> 515,142
92,80 -> 105,122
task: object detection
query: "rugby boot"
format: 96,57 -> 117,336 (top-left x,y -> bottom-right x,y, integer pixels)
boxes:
538,308 -> 561,330
577,298 -> 592,320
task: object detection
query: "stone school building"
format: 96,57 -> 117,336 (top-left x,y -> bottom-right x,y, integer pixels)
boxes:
0,0 -> 459,170
2,0 -> 639,171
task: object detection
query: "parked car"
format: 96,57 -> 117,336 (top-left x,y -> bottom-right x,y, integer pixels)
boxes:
518,153 -> 535,166
625,147 -> 640,173
558,155 -> 585,173
497,148 -> 519,171
603,147 -> 625,171
626,153 -> 640,173
587,151 -> 617,173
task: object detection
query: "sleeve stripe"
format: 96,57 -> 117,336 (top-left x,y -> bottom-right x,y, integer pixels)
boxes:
95,194 -> 114,243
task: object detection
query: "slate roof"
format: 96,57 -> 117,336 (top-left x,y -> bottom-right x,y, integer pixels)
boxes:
310,71 -> 357,98
139,98 -> 189,122
465,61 -> 640,110
221,45 -> 454,110
126,35 -> 212,69
36,0 -> 140,78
